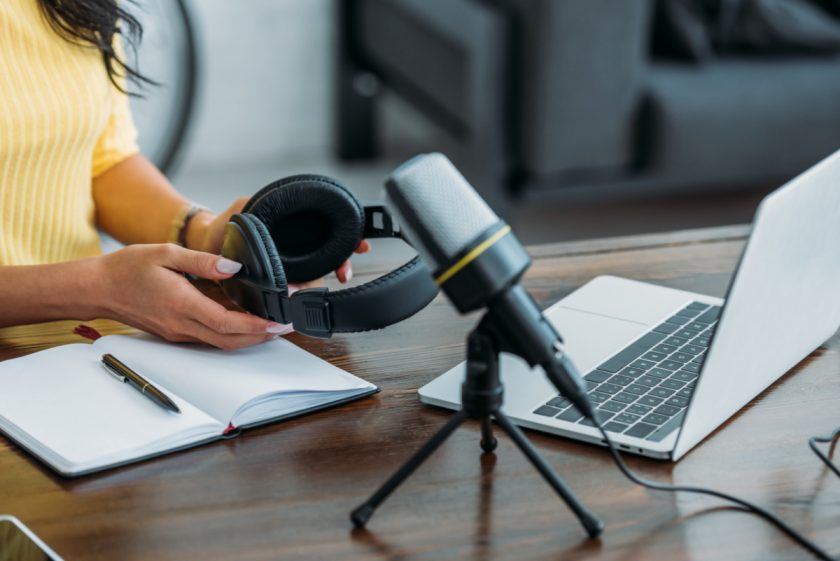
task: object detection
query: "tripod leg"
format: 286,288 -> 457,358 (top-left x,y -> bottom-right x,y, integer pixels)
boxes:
493,411 -> 604,538
480,417 -> 497,453
351,409 -> 469,527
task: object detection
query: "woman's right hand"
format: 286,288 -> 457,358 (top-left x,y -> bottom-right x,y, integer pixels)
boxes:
97,244 -> 291,350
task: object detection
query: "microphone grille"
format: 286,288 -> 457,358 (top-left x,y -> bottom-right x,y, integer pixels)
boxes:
385,153 -> 499,270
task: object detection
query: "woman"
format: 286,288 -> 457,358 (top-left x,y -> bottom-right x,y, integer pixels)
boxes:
0,0 -> 365,349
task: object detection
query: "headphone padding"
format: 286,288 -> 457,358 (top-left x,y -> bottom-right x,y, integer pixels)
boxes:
237,213 -> 287,291
244,175 -> 365,283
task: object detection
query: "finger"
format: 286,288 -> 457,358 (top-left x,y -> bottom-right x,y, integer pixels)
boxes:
219,196 -> 250,222
183,289 -> 289,335
159,244 -> 243,280
336,260 -> 352,283
185,319 -> 278,351
354,240 -> 371,254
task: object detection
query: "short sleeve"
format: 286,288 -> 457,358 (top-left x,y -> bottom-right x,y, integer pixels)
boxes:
91,51 -> 140,178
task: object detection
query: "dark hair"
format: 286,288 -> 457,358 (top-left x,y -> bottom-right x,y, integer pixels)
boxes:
37,0 -> 153,93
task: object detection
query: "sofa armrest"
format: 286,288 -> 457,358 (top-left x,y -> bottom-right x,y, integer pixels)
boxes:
505,0 -> 653,175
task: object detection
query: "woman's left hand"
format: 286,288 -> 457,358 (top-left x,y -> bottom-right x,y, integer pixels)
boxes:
186,197 -> 371,284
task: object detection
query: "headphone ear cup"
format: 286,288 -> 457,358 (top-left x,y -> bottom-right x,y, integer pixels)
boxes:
237,213 -> 288,291
244,175 -> 365,283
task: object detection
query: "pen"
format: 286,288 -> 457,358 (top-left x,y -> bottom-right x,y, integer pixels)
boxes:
101,353 -> 181,414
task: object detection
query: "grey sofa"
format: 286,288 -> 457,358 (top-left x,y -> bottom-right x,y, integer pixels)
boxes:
336,0 -> 840,212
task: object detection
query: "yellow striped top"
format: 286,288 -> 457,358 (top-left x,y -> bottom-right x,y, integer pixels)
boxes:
0,0 -> 139,266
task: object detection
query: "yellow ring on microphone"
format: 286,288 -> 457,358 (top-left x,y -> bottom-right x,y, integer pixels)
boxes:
434,225 -> 512,286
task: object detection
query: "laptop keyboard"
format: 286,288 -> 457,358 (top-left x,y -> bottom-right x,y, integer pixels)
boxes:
533,301 -> 721,442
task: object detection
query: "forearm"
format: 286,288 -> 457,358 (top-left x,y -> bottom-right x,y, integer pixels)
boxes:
0,259 -> 106,327
92,153 -> 195,245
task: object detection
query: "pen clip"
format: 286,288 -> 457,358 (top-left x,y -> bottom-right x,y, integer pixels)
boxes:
101,361 -> 126,382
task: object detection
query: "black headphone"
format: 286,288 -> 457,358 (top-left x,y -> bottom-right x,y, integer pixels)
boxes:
219,174 -> 439,338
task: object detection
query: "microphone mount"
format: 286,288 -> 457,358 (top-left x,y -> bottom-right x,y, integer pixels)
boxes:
350,308 -> 604,538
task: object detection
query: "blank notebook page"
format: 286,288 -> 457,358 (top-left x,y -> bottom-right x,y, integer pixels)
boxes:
95,335 -> 376,425
0,344 -> 222,471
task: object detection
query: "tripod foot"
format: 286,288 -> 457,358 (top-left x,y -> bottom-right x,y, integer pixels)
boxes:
581,512 -> 605,538
350,503 -> 375,528
480,437 -> 497,453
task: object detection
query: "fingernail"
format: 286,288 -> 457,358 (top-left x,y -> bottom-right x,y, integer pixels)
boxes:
216,257 -> 242,274
345,268 -> 353,283
266,323 -> 294,335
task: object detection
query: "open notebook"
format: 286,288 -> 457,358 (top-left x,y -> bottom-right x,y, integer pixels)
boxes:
0,334 -> 377,476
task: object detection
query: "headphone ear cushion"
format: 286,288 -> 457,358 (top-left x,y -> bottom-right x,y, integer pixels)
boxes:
237,213 -> 288,291
244,175 -> 365,283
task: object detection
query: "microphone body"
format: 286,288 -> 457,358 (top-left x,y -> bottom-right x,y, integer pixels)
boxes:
385,153 -> 594,418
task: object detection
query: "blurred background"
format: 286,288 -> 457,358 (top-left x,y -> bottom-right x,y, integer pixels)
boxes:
128,0 -> 840,265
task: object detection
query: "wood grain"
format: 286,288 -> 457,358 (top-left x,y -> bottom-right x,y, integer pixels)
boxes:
1,225 -> 838,561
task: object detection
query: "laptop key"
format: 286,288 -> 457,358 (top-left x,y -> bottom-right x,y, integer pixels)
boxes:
654,404 -> 681,416
695,306 -> 721,324
597,383 -> 622,395
682,344 -> 704,355
691,352 -> 706,364
642,413 -> 669,425
677,388 -> 693,399
681,363 -> 701,374
659,360 -> 683,371
547,396 -> 571,408
625,422 -> 658,438
597,332 -> 667,373
600,401 -> 626,413
647,410 -> 687,442
686,301 -> 709,310
649,387 -> 674,399
659,379 -> 684,390
642,351 -> 668,362
630,359 -> 657,370
585,381 -> 599,390
579,410 -> 614,426
652,323 -> 680,335
584,370 -> 612,383
588,391 -> 610,403
672,371 -> 698,382
624,384 -> 649,395
664,315 -> 690,326
637,395 -> 664,407
653,343 -> 678,354
666,396 -> 689,408
664,336 -> 688,346
637,375 -> 659,387
557,407 -> 583,422
626,403 -> 652,416
534,405 -> 562,417
614,412 -> 641,425
647,367 -> 671,379
607,374 -> 633,386
670,352 -> 693,363
675,329 -> 700,339
612,392 -> 639,404
603,422 -> 629,434
684,321 -> 707,332
619,366 -> 646,378
675,307 -> 702,318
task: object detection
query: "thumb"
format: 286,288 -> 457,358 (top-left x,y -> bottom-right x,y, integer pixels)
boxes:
162,245 -> 243,279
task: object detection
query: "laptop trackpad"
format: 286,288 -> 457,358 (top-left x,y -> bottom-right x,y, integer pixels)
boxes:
546,306 -> 649,374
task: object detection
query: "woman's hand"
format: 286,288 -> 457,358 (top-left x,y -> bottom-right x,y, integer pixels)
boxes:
186,198 -> 372,284
98,244 -> 290,350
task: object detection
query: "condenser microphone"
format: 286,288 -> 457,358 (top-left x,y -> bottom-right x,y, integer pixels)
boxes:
385,153 -> 595,419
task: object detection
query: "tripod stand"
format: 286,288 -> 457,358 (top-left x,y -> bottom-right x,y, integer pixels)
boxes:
350,313 -> 604,538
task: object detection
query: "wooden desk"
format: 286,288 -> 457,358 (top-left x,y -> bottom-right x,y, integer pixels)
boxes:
1,226 -> 838,561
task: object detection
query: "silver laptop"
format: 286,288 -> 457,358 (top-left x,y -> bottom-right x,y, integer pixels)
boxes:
419,149 -> 840,461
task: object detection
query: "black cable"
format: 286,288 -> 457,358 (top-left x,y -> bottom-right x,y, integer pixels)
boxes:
809,426 -> 840,479
593,421 -> 836,561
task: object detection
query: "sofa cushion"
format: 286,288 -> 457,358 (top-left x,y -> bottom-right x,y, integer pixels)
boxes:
646,58 -> 840,185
